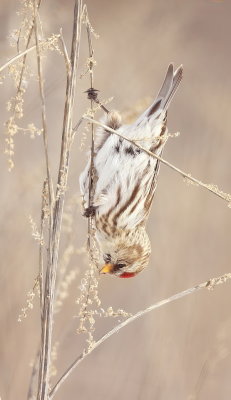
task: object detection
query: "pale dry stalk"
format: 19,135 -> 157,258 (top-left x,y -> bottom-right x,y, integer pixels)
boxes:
26,15 -> 51,385
33,0 -> 54,204
85,6 -> 96,254
0,35 -> 62,75
70,5 -> 99,354
58,29 -> 71,75
33,1 -> 54,397
49,273 -> 231,398
27,179 -> 47,400
0,45 -> 36,73
39,179 -> 48,314
27,350 -> 40,400
36,1 -> 83,399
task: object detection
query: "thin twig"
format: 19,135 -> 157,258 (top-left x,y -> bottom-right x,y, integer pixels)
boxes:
11,0 -> 42,119
27,179 -> 47,400
59,29 -> 71,76
0,34 -> 61,75
33,1 -> 54,205
0,45 -> 36,74
71,117 -> 83,140
49,272 -> 231,398
84,117 -> 231,205
39,179 -> 48,314
27,349 -> 40,400
73,5 -> 98,340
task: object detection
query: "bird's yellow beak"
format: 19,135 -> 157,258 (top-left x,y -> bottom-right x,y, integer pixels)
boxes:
100,263 -> 114,274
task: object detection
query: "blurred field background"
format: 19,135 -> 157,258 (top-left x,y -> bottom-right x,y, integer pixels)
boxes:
1,0 -> 231,399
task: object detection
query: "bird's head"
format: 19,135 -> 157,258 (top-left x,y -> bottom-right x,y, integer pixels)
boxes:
97,227 -> 151,278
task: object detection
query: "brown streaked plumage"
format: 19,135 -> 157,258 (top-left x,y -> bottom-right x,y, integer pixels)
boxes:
80,63 -> 183,277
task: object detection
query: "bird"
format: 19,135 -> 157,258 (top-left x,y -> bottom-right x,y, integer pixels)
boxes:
79,63 -> 183,278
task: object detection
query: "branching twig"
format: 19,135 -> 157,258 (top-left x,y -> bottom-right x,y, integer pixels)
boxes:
49,272 -> 231,398
58,29 -> 71,76
12,0 -> 42,117
0,34 -> 61,75
84,117 -> 231,206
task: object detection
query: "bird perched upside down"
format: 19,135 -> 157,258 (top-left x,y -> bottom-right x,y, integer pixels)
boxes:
80,63 -> 183,278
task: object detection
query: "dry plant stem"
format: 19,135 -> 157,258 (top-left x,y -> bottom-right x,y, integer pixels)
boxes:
85,9 -> 95,252
39,180 -> 47,315
34,2 -> 54,396
33,1 -> 54,205
36,1 -> 83,399
0,45 -> 36,73
59,29 -> 71,75
84,117 -> 231,204
76,7 -> 97,331
27,350 -> 40,400
72,117 -> 83,140
12,0 -> 42,117
27,180 -> 47,400
0,35 -> 60,74
49,272 -> 231,398
17,27 -> 21,53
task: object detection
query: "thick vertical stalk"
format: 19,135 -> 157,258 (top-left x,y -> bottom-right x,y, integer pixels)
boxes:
36,1 -> 83,399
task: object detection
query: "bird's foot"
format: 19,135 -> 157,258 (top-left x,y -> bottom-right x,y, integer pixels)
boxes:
83,206 -> 96,218
84,88 -> 109,114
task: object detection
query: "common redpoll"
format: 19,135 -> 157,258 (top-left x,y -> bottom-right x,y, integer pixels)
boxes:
80,63 -> 183,277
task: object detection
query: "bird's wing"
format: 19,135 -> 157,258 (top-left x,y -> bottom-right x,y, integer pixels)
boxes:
142,151 -> 162,219
79,111 -> 122,212
139,66 -> 183,217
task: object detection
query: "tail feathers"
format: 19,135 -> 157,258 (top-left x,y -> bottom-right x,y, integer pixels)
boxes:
155,63 -> 174,108
162,64 -> 183,111
135,64 -> 183,125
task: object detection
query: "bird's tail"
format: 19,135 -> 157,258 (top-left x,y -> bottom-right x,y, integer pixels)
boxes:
134,63 -> 183,125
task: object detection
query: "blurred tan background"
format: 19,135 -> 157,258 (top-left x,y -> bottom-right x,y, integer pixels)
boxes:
1,0 -> 231,399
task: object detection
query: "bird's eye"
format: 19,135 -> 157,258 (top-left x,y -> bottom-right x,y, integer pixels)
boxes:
104,253 -> 111,263
115,263 -> 126,270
